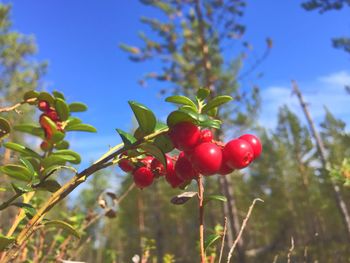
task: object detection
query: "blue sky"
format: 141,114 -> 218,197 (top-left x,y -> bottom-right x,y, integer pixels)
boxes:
4,0 -> 350,166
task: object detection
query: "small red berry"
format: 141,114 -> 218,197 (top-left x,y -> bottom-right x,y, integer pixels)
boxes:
141,156 -> 154,168
119,159 -> 134,173
169,122 -> 200,151
191,142 -> 222,175
40,140 -> 52,151
199,129 -> 213,143
46,109 -> 60,122
239,134 -> 262,159
133,167 -> 154,189
38,100 -> 50,112
218,160 -> 234,175
151,155 -> 174,177
175,152 -> 198,180
223,139 -> 254,169
39,115 -> 54,140
165,169 -> 184,188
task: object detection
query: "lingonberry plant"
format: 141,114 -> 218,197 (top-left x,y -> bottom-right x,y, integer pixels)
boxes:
0,88 -> 261,262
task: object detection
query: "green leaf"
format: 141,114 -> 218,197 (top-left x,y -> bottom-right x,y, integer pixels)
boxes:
0,234 -> 15,251
55,140 -> 70,150
196,88 -> 211,101
204,234 -> 221,251
154,134 -> 174,153
44,220 -> 80,238
36,180 -> 61,193
52,91 -> 65,100
41,155 -> 76,169
38,92 -> 55,106
116,129 -> 137,145
23,90 -> 39,101
11,183 -> 32,194
166,109 -> 199,127
204,195 -> 227,205
69,102 -> 88,112
14,124 -> 44,138
165,95 -> 197,111
0,117 -> 11,141
52,150 -> 81,164
42,165 -> 77,178
19,158 -> 36,176
198,117 -> 221,129
0,164 -> 33,182
66,117 -> 82,126
202,96 -> 233,113
65,123 -> 97,133
41,116 -> 65,143
55,98 -> 70,121
4,142 -> 41,159
170,191 -> 197,205
12,202 -> 36,219
140,143 -> 166,168
128,101 -> 156,134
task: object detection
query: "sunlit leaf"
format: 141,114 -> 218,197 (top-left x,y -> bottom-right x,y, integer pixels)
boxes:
52,91 -> 65,100
65,123 -> 97,133
202,96 -> 233,113
69,102 -> 88,112
0,164 -> 33,182
165,95 -> 197,111
52,150 -> 81,164
116,128 -> 137,145
196,88 -> 211,101
23,90 -> 39,101
204,195 -> 227,205
128,101 -> 156,134
4,142 -> 41,159
14,124 -> 44,138
38,92 -> 55,106
11,183 -> 32,194
55,98 -> 70,121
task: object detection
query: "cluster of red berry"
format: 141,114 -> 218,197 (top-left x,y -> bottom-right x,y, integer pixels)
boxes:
118,122 -> 262,189
37,100 -> 63,150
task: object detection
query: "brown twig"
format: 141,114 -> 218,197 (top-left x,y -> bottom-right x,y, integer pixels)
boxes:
197,175 -> 206,263
218,217 -> 227,263
227,198 -> 264,263
0,98 -> 37,113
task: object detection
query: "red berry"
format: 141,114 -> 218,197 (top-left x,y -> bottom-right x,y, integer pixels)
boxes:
169,122 -> 200,151
165,169 -> 184,188
218,160 -> 234,175
38,100 -> 50,112
239,134 -> 262,159
46,109 -> 60,122
151,155 -> 174,177
39,114 -> 54,140
141,156 -> 154,168
223,139 -> 254,169
40,140 -> 52,151
119,159 -> 134,173
191,142 -> 222,175
199,129 -> 213,143
133,167 -> 154,189
175,152 -> 199,180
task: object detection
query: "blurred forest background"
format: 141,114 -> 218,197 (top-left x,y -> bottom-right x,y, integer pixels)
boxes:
0,0 -> 350,262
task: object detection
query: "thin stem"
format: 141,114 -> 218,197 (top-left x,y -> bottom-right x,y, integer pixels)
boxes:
218,217 -> 228,263
197,175 -> 206,263
0,98 -> 37,113
0,192 -> 22,210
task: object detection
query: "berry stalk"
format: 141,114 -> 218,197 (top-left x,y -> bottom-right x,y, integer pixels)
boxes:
197,175 -> 206,263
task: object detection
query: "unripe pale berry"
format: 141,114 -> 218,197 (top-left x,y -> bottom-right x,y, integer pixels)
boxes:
223,139 -> 254,169
169,122 -> 200,151
239,134 -> 262,159
191,142 -> 222,175
133,167 -> 154,189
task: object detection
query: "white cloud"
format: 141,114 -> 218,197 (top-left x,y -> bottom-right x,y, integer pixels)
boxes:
260,70 -> 350,130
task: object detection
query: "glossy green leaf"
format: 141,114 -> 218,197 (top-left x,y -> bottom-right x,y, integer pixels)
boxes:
198,118 -> 221,129
0,164 -> 33,182
65,123 -> 97,133
44,220 -> 80,238
196,88 -> 211,101
0,117 -> 11,141
52,150 -> 81,164
204,234 -> 221,251
12,202 -> 36,219
19,158 -> 36,175
0,234 -> 15,251
4,142 -> 41,159
38,92 -> 55,106
23,90 -> 39,101
11,183 -> 32,194
204,195 -> 227,205
42,165 -> 77,178
69,102 -> 88,112
52,91 -> 65,100
55,98 -> 70,121
116,128 -> 137,145
166,109 -> 199,127
202,95 -> 233,113
66,117 -> 82,126
140,143 -> 166,168
14,124 -> 44,138
128,101 -> 156,134
165,95 -> 197,111
36,180 -> 61,193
